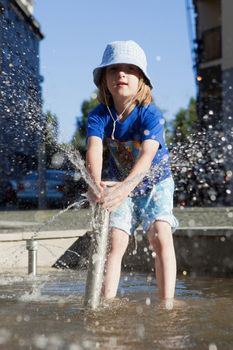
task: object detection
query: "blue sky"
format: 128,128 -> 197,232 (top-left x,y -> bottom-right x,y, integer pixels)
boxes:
34,0 -> 196,143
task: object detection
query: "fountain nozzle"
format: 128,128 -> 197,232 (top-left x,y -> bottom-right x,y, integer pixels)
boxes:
26,239 -> 38,276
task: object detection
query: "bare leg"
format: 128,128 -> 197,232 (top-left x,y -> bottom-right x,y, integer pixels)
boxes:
155,254 -> 164,295
148,221 -> 176,299
103,228 -> 129,299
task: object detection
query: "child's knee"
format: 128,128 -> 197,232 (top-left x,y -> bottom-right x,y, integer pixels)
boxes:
147,221 -> 173,254
110,228 -> 129,256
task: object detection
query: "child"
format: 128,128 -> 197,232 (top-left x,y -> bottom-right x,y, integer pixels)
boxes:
86,40 -> 178,302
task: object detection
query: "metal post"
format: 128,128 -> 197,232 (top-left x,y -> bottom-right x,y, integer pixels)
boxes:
26,239 -> 38,276
84,205 -> 109,309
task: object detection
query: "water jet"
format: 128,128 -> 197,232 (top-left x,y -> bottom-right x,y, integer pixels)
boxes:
84,205 -> 110,309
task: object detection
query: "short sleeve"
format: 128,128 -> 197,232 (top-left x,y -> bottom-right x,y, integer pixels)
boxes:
140,107 -> 165,147
87,107 -> 105,140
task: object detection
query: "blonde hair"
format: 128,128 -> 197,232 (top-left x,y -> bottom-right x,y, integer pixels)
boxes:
97,70 -> 153,107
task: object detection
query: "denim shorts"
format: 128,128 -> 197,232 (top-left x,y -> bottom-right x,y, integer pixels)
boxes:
109,176 -> 179,235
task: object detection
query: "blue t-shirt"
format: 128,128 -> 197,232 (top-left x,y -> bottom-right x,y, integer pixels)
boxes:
87,103 -> 171,194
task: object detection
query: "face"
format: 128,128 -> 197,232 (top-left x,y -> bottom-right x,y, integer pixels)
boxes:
105,64 -> 141,102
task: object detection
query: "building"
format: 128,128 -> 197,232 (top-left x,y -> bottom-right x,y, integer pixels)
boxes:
192,0 -> 233,128
191,0 -> 233,204
0,0 -> 43,181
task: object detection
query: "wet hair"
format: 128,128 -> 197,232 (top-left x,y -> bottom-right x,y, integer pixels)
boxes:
97,69 -> 153,106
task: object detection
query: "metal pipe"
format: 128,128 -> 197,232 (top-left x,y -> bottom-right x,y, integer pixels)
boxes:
26,239 -> 38,276
84,205 -> 109,309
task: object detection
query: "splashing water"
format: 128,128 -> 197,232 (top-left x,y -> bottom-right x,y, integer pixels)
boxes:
31,198 -> 88,240
1,119 -> 231,276
170,128 -> 233,166
60,144 -> 100,196
168,127 -> 233,206
55,125 -> 233,209
0,244 -> 26,272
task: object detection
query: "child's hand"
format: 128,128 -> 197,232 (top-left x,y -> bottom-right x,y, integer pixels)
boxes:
86,183 -> 105,204
100,181 -> 130,212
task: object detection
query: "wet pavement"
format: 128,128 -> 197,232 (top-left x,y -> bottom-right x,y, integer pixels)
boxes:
0,270 -> 233,350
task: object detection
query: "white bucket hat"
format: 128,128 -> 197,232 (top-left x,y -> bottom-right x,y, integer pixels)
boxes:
93,40 -> 153,88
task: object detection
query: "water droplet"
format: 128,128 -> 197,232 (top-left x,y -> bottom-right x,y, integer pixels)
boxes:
16,314 -> 23,322
0,328 -> 11,345
143,129 -> 150,136
33,334 -> 48,349
210,195 -> 216,201
69,343 -> 82,350
136,324 -> 145,338
146,275 -> 152,282
136,233 -> 143,242
159,118 -> 165,125
136,305 -> 143,314
23,315 -> 30,322
91,92 -> 97,99
51,152 -> 65,168
82,340 -> 95,349
165,299 -> 174,310
188,219 -> 195,227
92,253 -> 99,264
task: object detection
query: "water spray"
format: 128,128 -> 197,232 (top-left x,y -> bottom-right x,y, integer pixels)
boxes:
84,204 -> 110,309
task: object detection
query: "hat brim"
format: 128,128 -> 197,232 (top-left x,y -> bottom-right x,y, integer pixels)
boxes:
93,60 -> 153,89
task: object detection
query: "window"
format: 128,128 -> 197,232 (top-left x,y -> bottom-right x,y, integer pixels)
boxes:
202,27 -> 222,62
